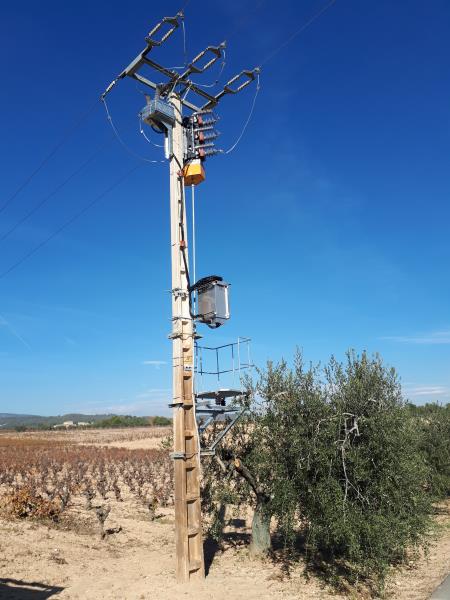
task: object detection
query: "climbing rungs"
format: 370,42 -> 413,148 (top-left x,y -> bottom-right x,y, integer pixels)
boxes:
188,527 -> 200,537
184,429 -> 194,437
189,560 -> 202,572
186,494 -> 199,502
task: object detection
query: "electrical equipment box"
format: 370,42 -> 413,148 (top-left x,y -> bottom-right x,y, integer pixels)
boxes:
183,159 -> 205,186
140,97 -> 175,130
191,276 -> 230,328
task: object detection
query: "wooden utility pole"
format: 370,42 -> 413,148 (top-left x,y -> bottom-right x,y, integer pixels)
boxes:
101,13 -> 259,583
168,93 -> 205,582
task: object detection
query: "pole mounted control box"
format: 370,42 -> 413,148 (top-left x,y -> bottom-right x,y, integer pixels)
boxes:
140,97 -> 176,130
190,275 -> 230,328
140,96 -> 176,158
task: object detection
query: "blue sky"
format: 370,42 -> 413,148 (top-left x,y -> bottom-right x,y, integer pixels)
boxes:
1,0 -> 449,416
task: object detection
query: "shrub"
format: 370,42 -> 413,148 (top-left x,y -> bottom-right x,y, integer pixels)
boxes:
408,403 -> 450,500
95,415 -> 150,428
5,486 -> 61,521
204,350 -> 433,591
152,416 -> 172,426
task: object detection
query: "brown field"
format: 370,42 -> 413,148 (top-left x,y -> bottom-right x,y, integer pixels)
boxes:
0,427 -> 448,599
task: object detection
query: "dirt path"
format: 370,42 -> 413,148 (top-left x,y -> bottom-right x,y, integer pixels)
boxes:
0,429 -> 448,599
0,500 -> 448,599
0,506 -> 332,600
387,505 -> 450,600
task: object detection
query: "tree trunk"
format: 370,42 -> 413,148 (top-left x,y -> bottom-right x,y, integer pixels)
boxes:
250,495 -> 271,557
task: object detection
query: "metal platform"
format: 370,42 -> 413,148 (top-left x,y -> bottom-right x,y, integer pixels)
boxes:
194,339 -> 252,455
196,388 -> 243,405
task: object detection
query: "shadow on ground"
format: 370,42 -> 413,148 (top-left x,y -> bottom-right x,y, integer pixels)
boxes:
204,527 -> 251,576
0,578 -> 64,599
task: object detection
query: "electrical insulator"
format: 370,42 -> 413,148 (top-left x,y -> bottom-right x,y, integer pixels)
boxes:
182,110 -> 221,185
184,111 -> 220,163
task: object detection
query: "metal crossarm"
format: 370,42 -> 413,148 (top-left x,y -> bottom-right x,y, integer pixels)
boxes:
101,13 -> 258,115
101,12 -> 184,100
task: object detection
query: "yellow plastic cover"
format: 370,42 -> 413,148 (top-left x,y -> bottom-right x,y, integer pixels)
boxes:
183,162 -> 205,186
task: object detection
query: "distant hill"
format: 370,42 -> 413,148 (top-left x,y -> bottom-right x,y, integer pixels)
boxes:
0,413 -> 113,429
0,413 -> 171,430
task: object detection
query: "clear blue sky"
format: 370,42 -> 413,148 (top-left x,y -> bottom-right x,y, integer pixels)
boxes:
1,0 -> 449,416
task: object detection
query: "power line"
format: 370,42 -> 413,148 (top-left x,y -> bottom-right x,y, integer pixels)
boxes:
0,140 -> 110,245
0,164 -> 141,281
102,96 -> 165,164
139,117 -> 164,148
225,0 -> 267,41
0,99 -> 99,216
225,72 -> 260,154
211,1 -> 334,155
258,0 -> 337,67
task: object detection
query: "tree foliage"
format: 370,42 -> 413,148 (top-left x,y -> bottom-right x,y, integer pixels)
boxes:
203,350 -> 435,589
407,402 -> 450,500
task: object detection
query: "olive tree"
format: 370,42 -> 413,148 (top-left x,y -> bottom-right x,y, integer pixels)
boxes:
202,350 -> 433,588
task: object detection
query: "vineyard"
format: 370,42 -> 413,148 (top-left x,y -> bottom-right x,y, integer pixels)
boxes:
0,423 -> 448,600
0,433 -> 173,535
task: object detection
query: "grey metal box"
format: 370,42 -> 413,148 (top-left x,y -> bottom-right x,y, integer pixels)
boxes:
197,280 -> 230,328
140,98 -> 175,128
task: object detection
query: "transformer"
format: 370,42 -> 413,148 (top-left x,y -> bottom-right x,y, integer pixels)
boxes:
191,275 -> 230,328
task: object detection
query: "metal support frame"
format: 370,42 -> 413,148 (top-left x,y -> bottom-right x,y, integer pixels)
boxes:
101,12 -> 259,115
199,407 -> 247,456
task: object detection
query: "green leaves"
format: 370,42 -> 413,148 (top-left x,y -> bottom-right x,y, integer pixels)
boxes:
203,349 -> 438,591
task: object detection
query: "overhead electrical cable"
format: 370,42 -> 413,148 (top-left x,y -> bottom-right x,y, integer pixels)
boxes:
258,0 -> 337,67
0,164 -> 141,281
164,18 -> 188,70
0,139 -> 111,244
139,117 -> 164,148
225,0 -> 267,41
102,96 -> 165,164
0,99 -> 99,216
225,72 -> 260,154
223,0 -> 336,153
194,48 -> 227,89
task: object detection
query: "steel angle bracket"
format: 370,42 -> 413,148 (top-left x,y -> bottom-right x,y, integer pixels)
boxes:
119,12 -> 183,81
153,42 -> 225,96
200,407 -> 247,456
170,451 -> 186,460
101,12 -> 184,99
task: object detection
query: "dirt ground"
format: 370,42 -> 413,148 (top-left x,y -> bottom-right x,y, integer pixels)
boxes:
0,427 -> 448,600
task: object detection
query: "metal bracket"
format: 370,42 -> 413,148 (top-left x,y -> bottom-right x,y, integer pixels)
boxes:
172,287 -> 189,299
168,401 -> 184,408
170,451 -> 186,459
102,13 -> 259,122
198,407 -> 247,456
